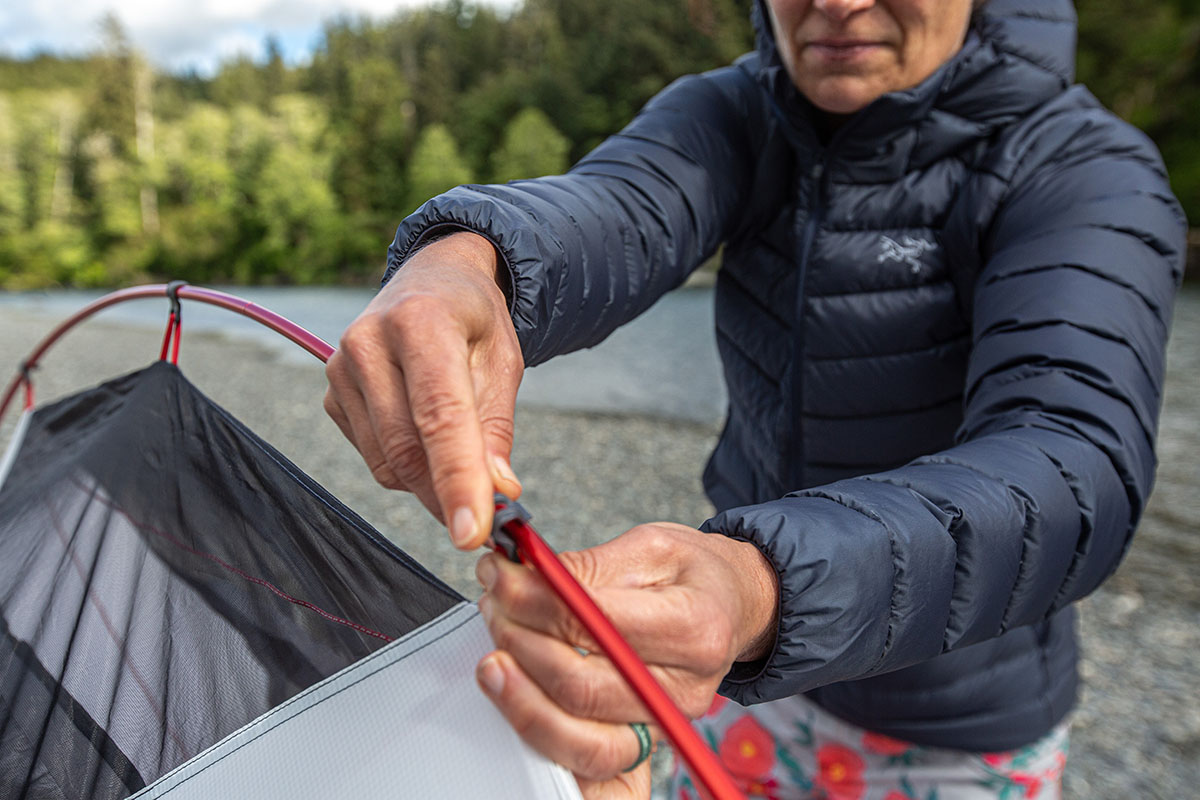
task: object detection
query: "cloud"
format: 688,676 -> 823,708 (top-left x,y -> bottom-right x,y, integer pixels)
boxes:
0,0 -> 516,75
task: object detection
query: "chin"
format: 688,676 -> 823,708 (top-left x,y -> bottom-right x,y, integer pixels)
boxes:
798,77 -> 885,115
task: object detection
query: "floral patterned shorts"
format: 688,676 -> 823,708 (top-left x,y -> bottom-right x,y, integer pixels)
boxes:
669,694 -> 1069,800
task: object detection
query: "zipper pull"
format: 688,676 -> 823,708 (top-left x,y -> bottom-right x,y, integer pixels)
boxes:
808,158 -> 827,205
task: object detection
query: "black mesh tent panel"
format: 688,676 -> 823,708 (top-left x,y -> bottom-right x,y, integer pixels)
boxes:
0,362 -> 463,798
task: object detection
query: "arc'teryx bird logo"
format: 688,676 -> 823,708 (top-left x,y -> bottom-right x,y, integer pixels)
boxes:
877,235 -> 938,273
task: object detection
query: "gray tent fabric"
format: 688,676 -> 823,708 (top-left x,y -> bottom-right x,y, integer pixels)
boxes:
133,603 -> 582,799
0,363 -> 579,798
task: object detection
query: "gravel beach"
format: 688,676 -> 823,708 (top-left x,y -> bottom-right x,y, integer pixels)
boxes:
1,289 -> 1197,799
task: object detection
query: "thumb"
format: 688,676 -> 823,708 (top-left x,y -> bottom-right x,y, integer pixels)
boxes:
487,450 -> 523,499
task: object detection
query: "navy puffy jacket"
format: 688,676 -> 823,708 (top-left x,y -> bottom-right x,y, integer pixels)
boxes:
385,0 -> 1186,750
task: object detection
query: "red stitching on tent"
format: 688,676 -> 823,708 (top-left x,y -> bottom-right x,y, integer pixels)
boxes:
72,477 -> 394,644
196,558 -> 394,643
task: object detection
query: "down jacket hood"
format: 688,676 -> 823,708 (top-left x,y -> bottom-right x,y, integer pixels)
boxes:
750,0 -> 1078,178
753,0 -> 1077,78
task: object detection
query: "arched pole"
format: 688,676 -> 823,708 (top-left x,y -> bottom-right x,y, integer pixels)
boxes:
0,284 -> 334,425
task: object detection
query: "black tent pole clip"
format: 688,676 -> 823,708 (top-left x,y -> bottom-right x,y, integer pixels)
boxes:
166,280 -> 186,316
160,281 -> 189,364
489,493 -> 532,563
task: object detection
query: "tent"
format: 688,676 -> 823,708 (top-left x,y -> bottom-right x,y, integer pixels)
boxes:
0,285 -> 742,800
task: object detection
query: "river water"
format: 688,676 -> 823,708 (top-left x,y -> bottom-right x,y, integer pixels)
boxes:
0,285 -> 728,423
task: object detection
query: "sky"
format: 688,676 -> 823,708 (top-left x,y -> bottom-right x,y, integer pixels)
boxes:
0,0 -> 515,76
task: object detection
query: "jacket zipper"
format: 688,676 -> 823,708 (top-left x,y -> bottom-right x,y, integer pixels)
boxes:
785,155 -> 829,491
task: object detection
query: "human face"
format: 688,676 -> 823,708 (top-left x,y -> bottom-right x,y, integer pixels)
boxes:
765,0 -> 974,114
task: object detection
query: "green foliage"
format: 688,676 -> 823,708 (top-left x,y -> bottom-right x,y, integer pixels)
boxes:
491,107 -> 570,182
1,221 -> 108,289
0,96 -> 22,237
327,55 -> 414,214
254,99 -> 344,282
210,57 -> 271,110
80,131 -> 142,239
1,0 -> 1195,289
0,55 -> 94,91
406,124 -> 473,213
0,2 -> 751,288
82,14 -> 138,155
1076,0 -> 1200,222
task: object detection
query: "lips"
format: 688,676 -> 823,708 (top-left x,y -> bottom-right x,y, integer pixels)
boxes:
811,38 -> 879,48
804,39 -> 885,63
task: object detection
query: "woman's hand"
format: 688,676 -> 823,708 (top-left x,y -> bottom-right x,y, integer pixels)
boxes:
324,231 -> 523,548
474,522 -> 779,798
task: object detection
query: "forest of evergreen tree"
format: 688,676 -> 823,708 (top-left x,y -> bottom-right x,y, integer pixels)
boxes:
1,0 -> 1196,288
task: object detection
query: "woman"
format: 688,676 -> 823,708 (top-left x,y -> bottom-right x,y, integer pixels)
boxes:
324,1 -> 1185,797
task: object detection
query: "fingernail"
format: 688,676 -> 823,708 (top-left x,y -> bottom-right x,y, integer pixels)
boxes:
478,654 -> 505,695
477,593 -> 493,623
491,454 -> 521,491
451,506 -> 477,548
476,556 -> 498,592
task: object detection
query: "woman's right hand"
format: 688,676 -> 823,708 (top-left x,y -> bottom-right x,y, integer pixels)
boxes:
323,231 -> 524,549
474,522 -> 780,799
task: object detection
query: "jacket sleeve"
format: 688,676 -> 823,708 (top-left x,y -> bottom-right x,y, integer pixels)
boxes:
384,63 -> 764,367
709,106 -> 1187,704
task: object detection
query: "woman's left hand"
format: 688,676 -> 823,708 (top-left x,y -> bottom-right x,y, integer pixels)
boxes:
473,522 -> 779,799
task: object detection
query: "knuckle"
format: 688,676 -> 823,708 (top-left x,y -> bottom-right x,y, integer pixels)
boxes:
554,673 -> 603,720
576,734 -> 624,781
481,413 -> 515,453
410,387 -> 471,442
385,294 -> 454,341
321,387 -> 337,412
367,460 -> 405,491
555,613 -> 594,652
427,453 -> 480,495
488,620 -> 518,653
322,353 -> 344,384
689,616 -> 735,673
381,439 -> 428,485
492,345 -> 523,382
486,565 -> 525,609
321,389 -> 344,422
506,703 -> 541,742
678,685 -> 717,719
387,290 -> 438,318
562,547 -> 601,588
337,319 -> 377,359
638,526 -> 681,560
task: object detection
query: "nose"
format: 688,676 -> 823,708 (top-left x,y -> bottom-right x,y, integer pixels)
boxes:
813,0 -> 875,23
